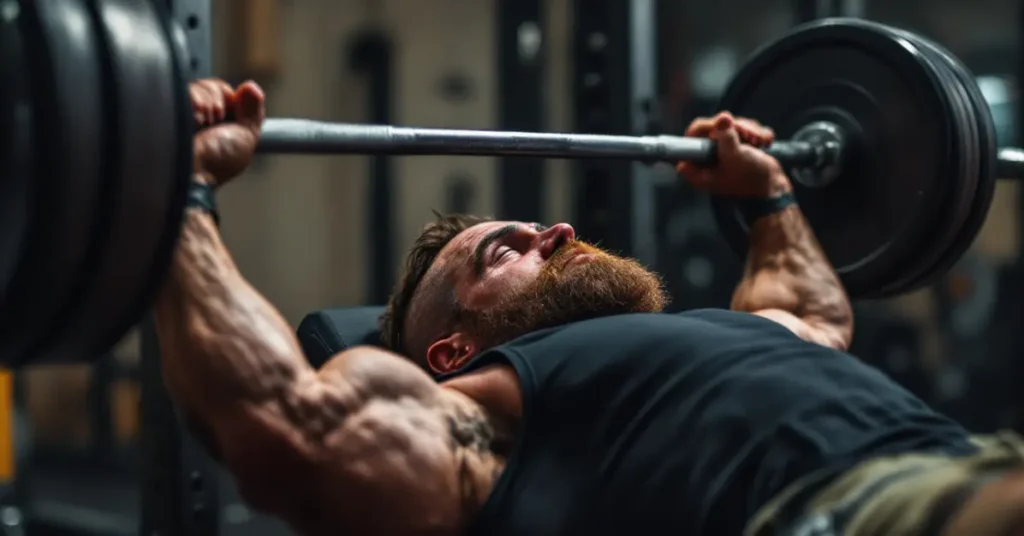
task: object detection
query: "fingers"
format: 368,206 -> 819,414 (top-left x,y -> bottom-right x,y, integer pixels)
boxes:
189,79 -> 231,126
709,113 -> 741,152
189,83 -> 214,126
684,111 -> 733,137
678,115 -> 728,185
683,112 -> 774,147
189,78 -> 265,130
734,118 -> 774,147
677,112 -> 772,181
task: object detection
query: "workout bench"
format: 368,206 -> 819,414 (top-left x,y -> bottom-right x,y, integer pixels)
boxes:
297,307 -> 387,367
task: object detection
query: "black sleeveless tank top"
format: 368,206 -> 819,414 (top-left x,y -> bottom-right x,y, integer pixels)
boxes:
444,310 -> 976,535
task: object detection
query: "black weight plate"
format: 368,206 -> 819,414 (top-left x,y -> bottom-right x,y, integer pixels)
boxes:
713,18 -> 958,298
0,0 -> 107,365
0,1 -> 33,340
112,1 -> 192,350
870,30 -> 978,296
892,33 -> 997,295
43,0 -> 182,360
867,25 -> 980,298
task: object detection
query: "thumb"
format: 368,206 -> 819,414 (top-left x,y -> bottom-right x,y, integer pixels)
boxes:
232,81 -> 266,134
710,114 -> 741,154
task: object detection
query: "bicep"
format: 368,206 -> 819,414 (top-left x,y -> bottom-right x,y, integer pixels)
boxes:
213,346 -> 491,532
753,308 -> 851,350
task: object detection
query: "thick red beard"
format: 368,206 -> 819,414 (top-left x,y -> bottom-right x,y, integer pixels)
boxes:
459,240 -> 668,348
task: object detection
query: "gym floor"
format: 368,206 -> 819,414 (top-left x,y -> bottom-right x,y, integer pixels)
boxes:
28,465 -> 290,536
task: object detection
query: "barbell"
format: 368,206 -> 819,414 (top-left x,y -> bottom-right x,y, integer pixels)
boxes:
0,0 -> 1021,366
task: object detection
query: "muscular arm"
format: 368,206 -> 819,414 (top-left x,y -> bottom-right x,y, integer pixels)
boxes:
153,206 -> 503,534
729,174 -> 854,350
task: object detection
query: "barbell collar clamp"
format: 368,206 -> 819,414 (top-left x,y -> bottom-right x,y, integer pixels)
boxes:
789,121 -> 847,188
256,118 -> 835,171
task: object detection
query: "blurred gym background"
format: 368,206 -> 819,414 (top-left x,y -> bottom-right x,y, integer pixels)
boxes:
8,0 -> 1024,534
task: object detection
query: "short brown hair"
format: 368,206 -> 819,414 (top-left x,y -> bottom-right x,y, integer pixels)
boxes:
379,212 -> 491,355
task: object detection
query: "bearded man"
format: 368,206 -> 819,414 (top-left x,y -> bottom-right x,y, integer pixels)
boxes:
155,79 -> 1024,536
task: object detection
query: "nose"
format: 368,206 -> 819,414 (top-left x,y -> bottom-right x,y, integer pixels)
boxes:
538,223 -> 575,260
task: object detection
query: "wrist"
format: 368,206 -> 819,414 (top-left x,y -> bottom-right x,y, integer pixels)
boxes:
735,191 -> 797,227
761,171 -> 793,198
193,171 -> 215,187
186,179 -> 220,225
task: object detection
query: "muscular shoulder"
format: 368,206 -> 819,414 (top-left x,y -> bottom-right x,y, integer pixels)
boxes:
227,346 -> 507,535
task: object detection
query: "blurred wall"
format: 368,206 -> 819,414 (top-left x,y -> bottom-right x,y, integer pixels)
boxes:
213,0 -> 573,323
214,0 -> 507,324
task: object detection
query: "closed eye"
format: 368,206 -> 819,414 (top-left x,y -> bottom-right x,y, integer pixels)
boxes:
495,246 -> 516,263
475,223 -> 544,276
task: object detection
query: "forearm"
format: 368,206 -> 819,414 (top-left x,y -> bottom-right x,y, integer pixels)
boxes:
153,208 -> 316,422
730,175 -> 853,337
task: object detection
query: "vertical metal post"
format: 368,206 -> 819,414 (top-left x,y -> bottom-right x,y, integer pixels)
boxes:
627,0 -> 658,268
139,1 -> 219,535
498,0 -> 546,223
572,0 -> 658,265
349,31 -> 396,305
573,0 -> 625,252
177,0 -> 212,77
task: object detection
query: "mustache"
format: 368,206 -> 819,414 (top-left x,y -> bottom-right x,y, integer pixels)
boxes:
543,241 -> 614,277
546,239 -> 601,266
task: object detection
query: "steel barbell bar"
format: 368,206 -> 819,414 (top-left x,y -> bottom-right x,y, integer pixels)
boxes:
258,118 -> 1024,183
257,118 -> 836,171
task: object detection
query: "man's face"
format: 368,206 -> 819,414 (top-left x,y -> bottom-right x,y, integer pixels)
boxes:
421,220 -> 667,372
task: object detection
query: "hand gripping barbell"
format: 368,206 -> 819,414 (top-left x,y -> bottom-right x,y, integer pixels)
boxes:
0,0 -> 1021,366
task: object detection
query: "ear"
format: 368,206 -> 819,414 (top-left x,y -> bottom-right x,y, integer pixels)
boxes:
426,333 -> 478,375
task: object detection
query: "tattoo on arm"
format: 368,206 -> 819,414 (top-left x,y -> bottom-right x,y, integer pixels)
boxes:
442,397 -> 510,520
448,412 -> 494,453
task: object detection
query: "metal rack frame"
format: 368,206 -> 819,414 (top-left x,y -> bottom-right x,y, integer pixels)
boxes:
571,0 -> 658,266
138,2 -> 220,535
498,0 -> 547,223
